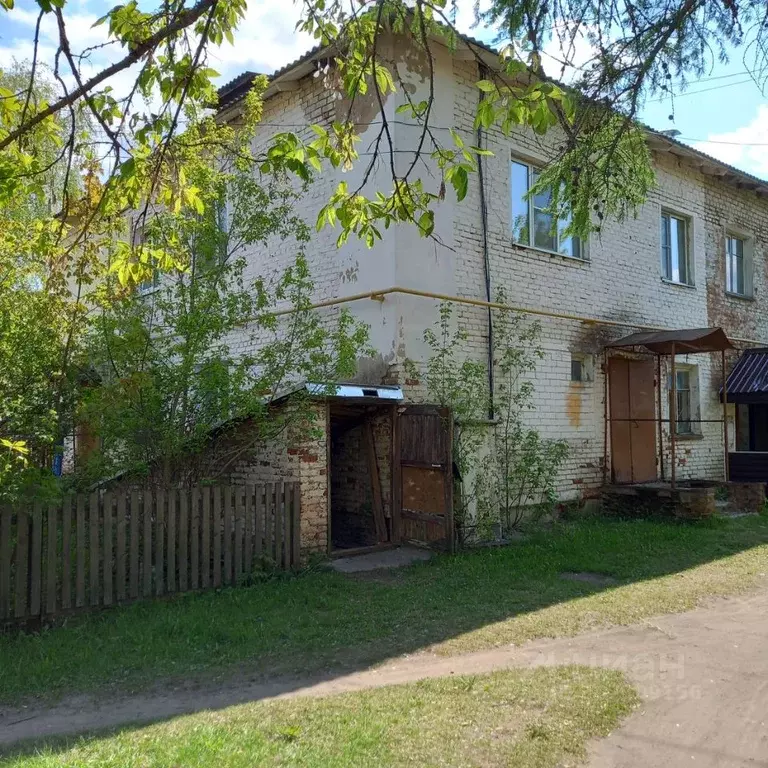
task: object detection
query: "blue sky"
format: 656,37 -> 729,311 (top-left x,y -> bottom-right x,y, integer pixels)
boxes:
2,0 -> 767,178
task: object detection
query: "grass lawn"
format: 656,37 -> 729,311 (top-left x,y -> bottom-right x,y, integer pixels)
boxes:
2,515 -> 768,704
0,666 -> 638,767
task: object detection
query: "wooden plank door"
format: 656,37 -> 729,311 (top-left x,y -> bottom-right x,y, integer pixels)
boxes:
396,405 -> 453,551
609,357 -> 658,483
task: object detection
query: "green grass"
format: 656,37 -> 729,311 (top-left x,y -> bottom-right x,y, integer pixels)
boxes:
2,515 -> 768,704
0,666 -> 638,767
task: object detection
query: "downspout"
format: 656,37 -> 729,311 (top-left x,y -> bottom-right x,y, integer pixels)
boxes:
477,64 -> 494,420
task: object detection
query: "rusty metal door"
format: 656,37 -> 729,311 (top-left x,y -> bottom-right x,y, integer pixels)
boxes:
395,405 -> 454,551
609,357 -> 657,483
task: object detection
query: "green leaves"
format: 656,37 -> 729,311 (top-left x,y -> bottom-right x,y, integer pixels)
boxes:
36,0 -> 65,11
445,165 -> 469,201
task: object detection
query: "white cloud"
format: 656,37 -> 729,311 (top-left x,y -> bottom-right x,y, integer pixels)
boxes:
693,105 -> 768,179
206,1 -> 313,83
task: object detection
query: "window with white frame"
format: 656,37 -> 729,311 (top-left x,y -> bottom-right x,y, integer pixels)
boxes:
661,210 -> 693,285
726,233 -> 747,296
668,365 -> 699,435
511,159 -> 582,259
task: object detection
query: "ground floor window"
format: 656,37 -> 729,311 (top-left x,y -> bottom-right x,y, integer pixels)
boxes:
669,366 -> 699,435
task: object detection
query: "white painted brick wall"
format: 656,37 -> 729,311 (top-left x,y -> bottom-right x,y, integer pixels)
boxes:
225,41 -> 768,503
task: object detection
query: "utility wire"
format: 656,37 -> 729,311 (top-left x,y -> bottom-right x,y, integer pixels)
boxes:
645,77 -> 758,103
679,136 -> 768,146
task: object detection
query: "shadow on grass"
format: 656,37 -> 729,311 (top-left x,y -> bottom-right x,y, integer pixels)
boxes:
1,514 -> 768,755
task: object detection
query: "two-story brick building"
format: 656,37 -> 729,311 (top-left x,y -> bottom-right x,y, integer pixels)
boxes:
214,32 -> 768,554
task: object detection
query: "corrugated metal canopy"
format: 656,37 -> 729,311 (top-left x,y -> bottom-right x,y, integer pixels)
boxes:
724,348 -> 768,403
606,327 -> 733,354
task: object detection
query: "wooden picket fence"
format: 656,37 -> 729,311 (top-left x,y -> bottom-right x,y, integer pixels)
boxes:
0,483 -> 301,629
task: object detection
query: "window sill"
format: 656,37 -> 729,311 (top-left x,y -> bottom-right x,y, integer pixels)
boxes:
512,241 -> 589,265
725,291 -> 754,302
674,432 -> 704,441
661,277 -> 696,289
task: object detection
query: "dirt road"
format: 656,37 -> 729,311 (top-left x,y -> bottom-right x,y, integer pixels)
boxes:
3,588 -> 768,766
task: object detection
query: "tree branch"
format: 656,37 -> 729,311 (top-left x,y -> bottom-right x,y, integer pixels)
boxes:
0,0 -> 218,152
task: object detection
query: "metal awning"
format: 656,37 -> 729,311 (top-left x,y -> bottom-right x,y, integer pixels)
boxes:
723,348 -> 768,404
606,327 -> 733,355
305,383 -> 403,400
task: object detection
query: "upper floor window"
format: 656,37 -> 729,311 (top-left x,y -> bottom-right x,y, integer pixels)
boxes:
726,234 -> 746,296
511,159 -> 582,259
660,210 -> 693,285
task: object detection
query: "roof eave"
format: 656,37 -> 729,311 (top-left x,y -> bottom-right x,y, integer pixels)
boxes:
646,131 -> 768,197
215,32 -> 768,194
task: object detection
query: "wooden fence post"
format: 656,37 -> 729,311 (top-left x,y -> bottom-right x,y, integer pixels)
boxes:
255,484 -> 264,564
103,492 -> 113,606
234,487 -> 244,583
275,482 -> 284,571
190,487 -> 200,590
129,490 -> 139,600
265,483 -> 274,567
143,489 -> 152,597
223,486 -> 232,586
291,482 -> 301,570
115,493 -> 126,602
0,509 -> 11,619
75,495 -> 86,608
155,488 -> 165,597
14,509 -> 29,619
212,486 -> 222,588
201,487 -> 211,589
29,503 -> 42,616
61,498 -> 72,610
167,489 -> 176,593
46,504 -> 58,614
178,489 -> 188,592
89,492 -> 100,607
244,485 -> 253,577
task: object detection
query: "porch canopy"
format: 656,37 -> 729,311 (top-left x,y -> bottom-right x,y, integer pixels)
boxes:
606,327 -> 733,355
604,326 -> 733,490
722,348 -> 768,404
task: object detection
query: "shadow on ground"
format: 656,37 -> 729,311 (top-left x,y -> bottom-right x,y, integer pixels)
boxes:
2,514 -> 768,756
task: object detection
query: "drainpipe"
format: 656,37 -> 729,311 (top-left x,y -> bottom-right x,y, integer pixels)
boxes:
477,63 -> 494,420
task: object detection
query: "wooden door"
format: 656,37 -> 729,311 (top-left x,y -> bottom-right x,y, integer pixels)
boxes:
609,357 -> 657,483
395,405 -> 453,551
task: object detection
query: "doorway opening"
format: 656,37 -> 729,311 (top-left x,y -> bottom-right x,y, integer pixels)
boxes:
329,403 -> 394,552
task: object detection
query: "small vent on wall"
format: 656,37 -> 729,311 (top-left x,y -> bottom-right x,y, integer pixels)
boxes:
362,388 -> 378,397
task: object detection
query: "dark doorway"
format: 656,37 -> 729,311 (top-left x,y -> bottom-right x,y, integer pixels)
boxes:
609,357 -> 657,483
329,404 -> 393,551
750,405 -> 768,451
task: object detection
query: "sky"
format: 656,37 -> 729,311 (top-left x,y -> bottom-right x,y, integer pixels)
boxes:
2,0 -> 768,179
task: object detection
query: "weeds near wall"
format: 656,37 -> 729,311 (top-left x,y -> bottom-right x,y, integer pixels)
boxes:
407,294 -> 568,543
